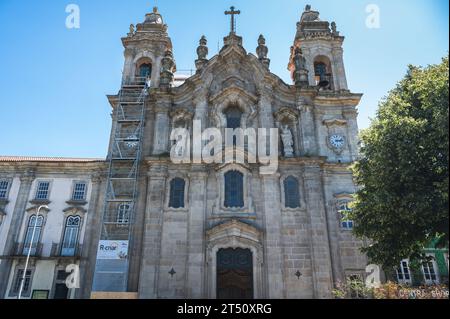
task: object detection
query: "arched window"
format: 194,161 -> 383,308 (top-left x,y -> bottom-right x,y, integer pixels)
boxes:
61,216 -> 81,256
117,203 -> 131,225
224,171 -> 244,208
169,178 -> 185,209
314,62 -> 327,79
23,215 -> 44,256
314,58 -> 333,89
225,107 -> 242,130
284,176 -> 300,208
139,63 -> 152,78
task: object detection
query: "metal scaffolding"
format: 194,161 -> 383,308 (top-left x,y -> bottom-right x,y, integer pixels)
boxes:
92,76 -> 149,292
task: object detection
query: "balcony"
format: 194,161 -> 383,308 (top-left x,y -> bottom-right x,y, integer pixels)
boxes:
0,242 -> 82,260
50,243 -> 83,259
10,242 -> 43,257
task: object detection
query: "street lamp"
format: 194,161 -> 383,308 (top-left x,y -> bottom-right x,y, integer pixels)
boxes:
18,205 -> 48,299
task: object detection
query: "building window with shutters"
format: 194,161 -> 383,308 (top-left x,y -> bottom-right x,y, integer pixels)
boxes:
338,201 -> 354,230
224,170 -> 244,208
35,181 -> 51,201
422,256 -> 439,285
0,179 -> 10,199
9,268 -> 34,297
168,178 -> 186,209
117,203 -> 131,225
23,215 -> 44,256
61,216 -> 81,257
283,176 -> 300,209
396,259 -> 412,285
71,182 -> 87,201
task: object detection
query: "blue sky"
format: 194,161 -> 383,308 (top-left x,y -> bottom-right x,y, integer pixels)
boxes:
0,0 -> 448,158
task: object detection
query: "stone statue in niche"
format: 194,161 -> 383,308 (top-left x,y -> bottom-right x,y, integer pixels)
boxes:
281,124 -> 294,157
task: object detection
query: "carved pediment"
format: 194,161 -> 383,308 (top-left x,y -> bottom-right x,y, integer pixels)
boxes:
274,107 -> 299,123
323,119 -> 347,127
223,76 -> 245,91
334,192 -> 354,200
209,84 -> 258,105
206,219 -> 262,244
63,206 -> 88,214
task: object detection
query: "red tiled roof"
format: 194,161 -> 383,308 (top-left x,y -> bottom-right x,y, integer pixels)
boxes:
0,156 -> 105,163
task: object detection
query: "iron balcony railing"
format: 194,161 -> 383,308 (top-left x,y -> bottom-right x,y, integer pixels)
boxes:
10,242 -> 43,257
50,243 -> 83,258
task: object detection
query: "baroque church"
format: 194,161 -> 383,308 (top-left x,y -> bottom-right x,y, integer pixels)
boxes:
0,5 -> 367,299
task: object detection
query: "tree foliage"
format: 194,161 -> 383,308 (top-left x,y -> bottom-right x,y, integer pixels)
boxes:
351,56 -> 449,268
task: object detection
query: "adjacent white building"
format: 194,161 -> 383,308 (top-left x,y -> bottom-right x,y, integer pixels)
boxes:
0,157 -> 104,299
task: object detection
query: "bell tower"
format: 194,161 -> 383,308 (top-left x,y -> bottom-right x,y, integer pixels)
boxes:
91,7 -> 176,296
288,5 -> 348,91
122,7 -> 176,88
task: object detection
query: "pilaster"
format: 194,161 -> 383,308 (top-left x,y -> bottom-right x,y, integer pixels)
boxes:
303,165 -> 333,298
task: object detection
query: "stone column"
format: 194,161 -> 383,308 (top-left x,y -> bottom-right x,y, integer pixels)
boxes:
151,56 -> 162,88
186,168 -> 208,298
261,174 -> 285,298
301,48 -> 315,86
298,99 -> 317,156
78,172 -> 104,299
303,164 -> 334,298
332,47 -> 348,91
138,164 -> 167,298
127,173 -> 149,292
313,109 -> 325,157
343,109 -> 359,162
0,170 -> 35,297
152,103 -> 171,155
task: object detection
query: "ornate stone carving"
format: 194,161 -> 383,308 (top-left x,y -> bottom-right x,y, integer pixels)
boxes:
293,47 -> 309,87
195,36 -> 209,70
256,35 -> 267,59
159,50 -> 175,88
256,35 -> 270,69
331,21 -> 339,36
197,36 -> 208,59
128,24 -> 135,36
300,5 -> 320,23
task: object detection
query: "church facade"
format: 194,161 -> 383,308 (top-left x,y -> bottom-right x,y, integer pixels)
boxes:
0,5 -> 368,299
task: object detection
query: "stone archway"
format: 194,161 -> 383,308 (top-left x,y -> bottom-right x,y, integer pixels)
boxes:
217,248 -> 253,299
205,219 -> 264,299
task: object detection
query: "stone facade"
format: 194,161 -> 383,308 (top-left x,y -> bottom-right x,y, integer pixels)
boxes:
109,6 -> 367,299
0,5 -> 371,299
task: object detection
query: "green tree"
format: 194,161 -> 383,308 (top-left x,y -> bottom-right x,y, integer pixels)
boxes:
351,56 -> 449,268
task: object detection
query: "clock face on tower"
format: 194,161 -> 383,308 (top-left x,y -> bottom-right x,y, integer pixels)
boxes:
329,134 -> 345,149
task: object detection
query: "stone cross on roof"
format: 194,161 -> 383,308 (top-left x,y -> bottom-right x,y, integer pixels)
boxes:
225,6 -> 241,34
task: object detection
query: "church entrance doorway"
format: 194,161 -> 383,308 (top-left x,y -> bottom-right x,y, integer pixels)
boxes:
216,248 -> 253,299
